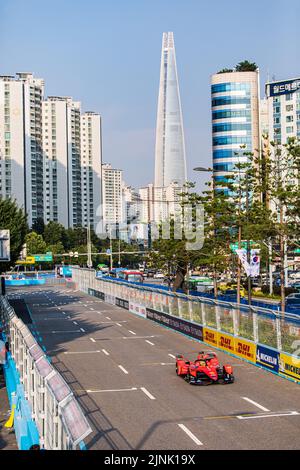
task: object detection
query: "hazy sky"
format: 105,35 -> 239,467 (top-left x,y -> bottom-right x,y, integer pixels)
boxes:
1,0 -> 299,192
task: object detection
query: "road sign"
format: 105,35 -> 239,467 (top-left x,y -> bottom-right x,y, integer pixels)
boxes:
16,256 -> 35,265
230,241 -> 257,253
33,252 -> 53,262
0,230 -> 10,261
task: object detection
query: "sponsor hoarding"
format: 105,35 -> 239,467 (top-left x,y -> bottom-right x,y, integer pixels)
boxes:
256,344 -> 279,372
116,298 -> 129,310
218,331 -> 235,353
129,302 -> 146,318
279,352 -> 300,381
146,308 -> 203,341
203,327 -> 218,347
104,294 -> 116,305
235,337 -> 256,363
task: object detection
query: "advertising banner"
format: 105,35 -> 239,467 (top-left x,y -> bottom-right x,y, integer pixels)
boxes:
256,344 -> 279,372
116,298 -> 129,310
104,294 -> 116,305
218,332 -> 235,354
88,288 -> 104,300
129,302 -> 146,318
203,327 -> 218,347
146,308 -> 203,341
279,352 -> 300,382
235,337 -> 256,363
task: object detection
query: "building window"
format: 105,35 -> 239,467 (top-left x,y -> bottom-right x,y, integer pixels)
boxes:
286,115 -> 293,122
286,126 -> 294,133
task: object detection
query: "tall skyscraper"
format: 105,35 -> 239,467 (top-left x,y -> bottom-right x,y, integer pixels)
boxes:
0,72 -> 44,226
154,32 -> 187,188
211,70 -> 260,192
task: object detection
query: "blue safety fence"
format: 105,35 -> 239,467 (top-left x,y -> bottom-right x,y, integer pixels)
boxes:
5,279 -> 46,287
1,330 -> 40,450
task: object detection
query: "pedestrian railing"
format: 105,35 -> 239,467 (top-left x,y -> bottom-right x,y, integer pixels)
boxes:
0,295 -> 92,450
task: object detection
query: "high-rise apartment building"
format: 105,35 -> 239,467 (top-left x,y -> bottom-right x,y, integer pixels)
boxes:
102,163 -> 123,231
42,96 -> 82,228
0,72 -> 44,226
265,77 -> 300,144
154,32 -> 187,188
211,70 -> 260,190
81,112 -> 102,235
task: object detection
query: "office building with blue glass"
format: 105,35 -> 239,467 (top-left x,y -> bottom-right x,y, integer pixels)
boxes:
211,70 -> 260,190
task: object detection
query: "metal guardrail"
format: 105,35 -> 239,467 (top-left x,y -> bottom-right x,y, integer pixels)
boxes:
0,295 -> 92,450
72,267 -> 300,357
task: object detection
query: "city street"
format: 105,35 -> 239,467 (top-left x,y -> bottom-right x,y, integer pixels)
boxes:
7,285 -> 300,450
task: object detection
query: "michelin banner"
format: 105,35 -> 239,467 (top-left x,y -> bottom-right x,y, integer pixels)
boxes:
279,352 -> 300,382
256,344 -> 279,373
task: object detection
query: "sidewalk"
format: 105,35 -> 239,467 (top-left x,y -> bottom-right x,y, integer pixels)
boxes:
0,371 -> 18,450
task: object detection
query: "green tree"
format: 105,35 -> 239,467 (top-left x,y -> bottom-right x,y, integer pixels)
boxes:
43,221 -> 66,246
25,232 -> 47,256
235,60 -> 257,72
217,68 -> 234,74
32,217 -> 45,235
0,198 -> 28,270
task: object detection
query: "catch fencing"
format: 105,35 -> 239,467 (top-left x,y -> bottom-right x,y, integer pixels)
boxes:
72,267 -> 300,384
0,294 -> 92,450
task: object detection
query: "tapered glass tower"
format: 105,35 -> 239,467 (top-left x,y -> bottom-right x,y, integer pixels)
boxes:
154,32 -> 187,187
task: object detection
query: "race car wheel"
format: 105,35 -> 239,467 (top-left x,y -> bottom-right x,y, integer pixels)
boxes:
176,366 -> 179,375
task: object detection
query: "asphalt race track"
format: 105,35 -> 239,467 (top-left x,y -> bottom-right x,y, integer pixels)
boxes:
7,285 -> 300,450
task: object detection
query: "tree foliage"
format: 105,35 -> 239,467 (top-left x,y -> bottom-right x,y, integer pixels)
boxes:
0,198 -> 28,270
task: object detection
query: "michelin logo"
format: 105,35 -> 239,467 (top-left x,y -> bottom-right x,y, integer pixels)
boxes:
257,350 -> 278,368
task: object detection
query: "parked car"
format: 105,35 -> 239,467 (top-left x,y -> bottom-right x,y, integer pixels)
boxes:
153,272 -> 164,279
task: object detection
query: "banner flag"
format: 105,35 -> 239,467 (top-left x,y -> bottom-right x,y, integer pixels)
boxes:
235,248 -> 251,276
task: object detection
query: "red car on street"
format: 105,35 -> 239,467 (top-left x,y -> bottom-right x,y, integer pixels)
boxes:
175,351 -> 234,385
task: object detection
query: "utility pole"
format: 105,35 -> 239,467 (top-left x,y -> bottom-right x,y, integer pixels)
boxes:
87,222 -> 92,268
245,172 -> 252,306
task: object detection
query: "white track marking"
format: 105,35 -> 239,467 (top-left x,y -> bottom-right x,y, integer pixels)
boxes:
122,335 -> 158,340
90,338 -> 96,342
145,340 -> 154,346
178,424 -> 203,446
73,321 -> 78,325
51,330 -> 82,334
116,323 -> 122,327
80,328 -> 86,333
101,349 -> 110,356
86,387 -> 137,393
237,411 -> 299,420
168,354 -> 176,359
242,397 -> 270,412
128,330 -> 136,335
64,351 -> 101,355
118,365 -> 129,375
106,316 -> 111,320
140,387 -> 156,400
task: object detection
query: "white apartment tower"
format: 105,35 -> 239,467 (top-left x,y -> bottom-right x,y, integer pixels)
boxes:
0,72 -> 44,226
154,32 -> 187,188
102,163 -> 123,230
81,112 -> 102,235
42,97 -> 82,228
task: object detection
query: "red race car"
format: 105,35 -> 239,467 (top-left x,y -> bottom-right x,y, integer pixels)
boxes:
175,351 -> 234,385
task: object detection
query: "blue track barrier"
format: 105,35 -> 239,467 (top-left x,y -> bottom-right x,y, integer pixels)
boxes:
3,346 -> 40,450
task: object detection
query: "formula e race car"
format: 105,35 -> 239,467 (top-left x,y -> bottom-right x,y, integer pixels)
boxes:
175,351 -> 234,385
